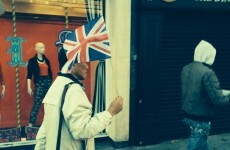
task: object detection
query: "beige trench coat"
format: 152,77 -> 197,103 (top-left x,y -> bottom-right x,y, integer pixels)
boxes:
35,75 -> 112,150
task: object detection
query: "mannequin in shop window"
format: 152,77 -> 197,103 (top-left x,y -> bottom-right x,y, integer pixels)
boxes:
0,61 -> 5,98
27,42 -> 52,127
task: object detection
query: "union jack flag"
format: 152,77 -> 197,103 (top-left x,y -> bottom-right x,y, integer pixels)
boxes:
63,16 -> 111,65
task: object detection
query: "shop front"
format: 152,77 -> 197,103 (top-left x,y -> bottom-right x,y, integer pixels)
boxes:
131,0 -> 230,146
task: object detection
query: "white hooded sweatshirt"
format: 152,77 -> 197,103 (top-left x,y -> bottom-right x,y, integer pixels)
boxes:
194,40 -> 216,65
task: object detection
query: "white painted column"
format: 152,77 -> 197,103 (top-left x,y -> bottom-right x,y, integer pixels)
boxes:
0,0 -> 5,15
105,0 -> 131,142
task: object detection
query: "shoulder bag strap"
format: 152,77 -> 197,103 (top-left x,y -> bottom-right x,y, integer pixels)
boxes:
56,82 -> 75,150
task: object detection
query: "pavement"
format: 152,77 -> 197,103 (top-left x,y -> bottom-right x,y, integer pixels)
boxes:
1,132 -> 230,149
96,132 -> 230,150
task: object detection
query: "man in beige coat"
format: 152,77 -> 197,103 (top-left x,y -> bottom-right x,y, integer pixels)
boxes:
35,62 -> 123,150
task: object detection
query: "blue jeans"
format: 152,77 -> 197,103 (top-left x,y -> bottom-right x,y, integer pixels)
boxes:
183,118 -> 211,150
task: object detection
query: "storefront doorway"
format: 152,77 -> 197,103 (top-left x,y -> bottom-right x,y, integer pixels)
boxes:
131,1 -> 230,145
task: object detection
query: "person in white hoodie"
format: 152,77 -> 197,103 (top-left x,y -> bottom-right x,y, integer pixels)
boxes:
35,61 -> 123,150
181,40 -> 230,150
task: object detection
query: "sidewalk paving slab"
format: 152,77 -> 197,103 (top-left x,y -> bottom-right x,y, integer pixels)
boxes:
1,133 -> 230,149
96,133 -> 230,150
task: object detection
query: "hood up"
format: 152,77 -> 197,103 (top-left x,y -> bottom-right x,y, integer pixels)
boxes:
194,40 -> 216,65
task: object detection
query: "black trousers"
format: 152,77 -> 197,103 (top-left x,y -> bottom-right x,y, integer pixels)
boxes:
29,76 -> 51,124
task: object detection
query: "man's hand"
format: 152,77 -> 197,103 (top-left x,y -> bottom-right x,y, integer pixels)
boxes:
108,96 -> 124,117
28,87 -> 33,96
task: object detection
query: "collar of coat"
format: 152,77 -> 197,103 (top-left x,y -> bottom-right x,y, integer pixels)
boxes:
58,72 -> 85,90
193,61 -> 212,69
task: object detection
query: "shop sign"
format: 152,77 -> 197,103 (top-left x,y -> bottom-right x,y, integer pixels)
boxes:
142,0 -> 230,10
195,0 -> 230,2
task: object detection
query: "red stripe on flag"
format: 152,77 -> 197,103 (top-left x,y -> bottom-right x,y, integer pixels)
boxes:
77,27 -> 86,43
80,43 -> 87,62
67,45 -> 81,61
88,33 -> 108,43
90,44 -> 111,54
94,22 -> 105,35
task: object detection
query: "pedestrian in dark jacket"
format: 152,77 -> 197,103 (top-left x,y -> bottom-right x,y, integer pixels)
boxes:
181,40 -> 230,150
27,42 -> 52,127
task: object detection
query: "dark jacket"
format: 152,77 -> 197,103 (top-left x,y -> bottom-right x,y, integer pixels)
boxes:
27,54 -> 52,83
181,40 -> 230,121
